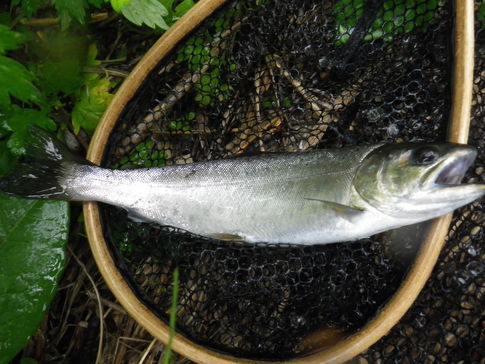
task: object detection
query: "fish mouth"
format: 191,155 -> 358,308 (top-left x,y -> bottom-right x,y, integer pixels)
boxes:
429,147 -> 477,187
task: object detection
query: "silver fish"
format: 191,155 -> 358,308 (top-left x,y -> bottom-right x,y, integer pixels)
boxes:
1,127 -> 484,245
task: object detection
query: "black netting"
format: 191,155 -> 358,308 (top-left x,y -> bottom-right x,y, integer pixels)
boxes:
93,0 -> 481,360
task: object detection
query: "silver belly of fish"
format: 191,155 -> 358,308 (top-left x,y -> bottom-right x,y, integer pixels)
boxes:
67,146 -> 388,244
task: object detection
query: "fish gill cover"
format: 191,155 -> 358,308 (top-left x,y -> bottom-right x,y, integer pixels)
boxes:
91,0 -> 482,360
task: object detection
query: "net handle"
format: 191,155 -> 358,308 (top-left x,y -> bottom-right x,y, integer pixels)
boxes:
84,0 -> 475,363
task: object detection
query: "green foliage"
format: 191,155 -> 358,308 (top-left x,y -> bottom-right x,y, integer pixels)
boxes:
33,32 -> 88,97
334,0 -> 441,45
173,0 -> 194,17
72,75 -> 115,133
87,0 -> 105,7
163,267 -> 180,364
161,0 -> 195,26
2,107 -> 57,155
175,8 -> 240,107
0,195 -> 69,364
12,0 -> 44,18
0,141 -> 15,175
120,0 -> 169,30
110,0 -> 131,12
19,358 -> 39,364
117,139 -> 166,168
49,0 -> 102,29
169,111 -> 194,131
71,44 -> 115,134
479,1 -> 485,26
0,55 -> 41,107
0,24 -> 29,53
52,0 -> 89,30
0,25 -> 40,108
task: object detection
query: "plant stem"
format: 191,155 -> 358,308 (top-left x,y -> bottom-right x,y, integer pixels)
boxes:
163,267 -> 180,364
20,12 -> 110,27
84,66 -> 129,78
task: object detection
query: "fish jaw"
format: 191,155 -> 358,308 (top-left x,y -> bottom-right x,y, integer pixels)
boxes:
415,183 -> 485,215
413,146 -> 484,216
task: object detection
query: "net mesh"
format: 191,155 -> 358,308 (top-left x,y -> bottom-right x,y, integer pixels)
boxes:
95,0 -> 480,360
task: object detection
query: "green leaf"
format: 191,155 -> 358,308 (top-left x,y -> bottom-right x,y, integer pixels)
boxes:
19,358 -> 39,364
71,76 -> 114,134
3,107 -> 57,155
0,140 -> 16,177
119,139 -> 166,168
0,196 -> 69,364
0,55 -> 41,108
174,0 -> 195,17
33,33 -> 88,96
51,0 -> 88,30
12,0 -> 44,18
159,0 -> 174,10
479,1 -> 485,25
162,267 -> 179,364
120,0 -> 169,29
0,24 -> 29,54
86,43 -> 102,68
110,0 -> 131,12
334,0 -> 440,45
40,59 -> 84,96
87,0 -> 105,8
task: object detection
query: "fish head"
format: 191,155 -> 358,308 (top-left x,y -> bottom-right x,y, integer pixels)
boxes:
353,143 -> 484,218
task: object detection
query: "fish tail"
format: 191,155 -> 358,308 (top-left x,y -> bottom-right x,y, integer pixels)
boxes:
0,126 -> 89,200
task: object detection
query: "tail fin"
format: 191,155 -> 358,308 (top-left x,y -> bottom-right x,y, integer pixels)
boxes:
0,126 -> 88,200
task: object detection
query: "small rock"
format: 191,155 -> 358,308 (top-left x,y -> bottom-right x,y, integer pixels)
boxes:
444,332 -> 457,347
122,136 -> 131,146
384,345 -> 395,355
136,122 -> 148,133
143,264 -> 152,275
433,342 -> 441,354
456,324 -> 469,338
470,226 -> 481,236
130,133 -> 142,145
466,282 -> 477,294
460,301 -> 474,310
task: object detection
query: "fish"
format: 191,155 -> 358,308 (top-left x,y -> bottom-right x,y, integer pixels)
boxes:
0,127 -> 484,245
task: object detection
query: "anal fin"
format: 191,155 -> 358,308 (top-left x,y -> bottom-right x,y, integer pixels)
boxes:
209,233 -> 243,241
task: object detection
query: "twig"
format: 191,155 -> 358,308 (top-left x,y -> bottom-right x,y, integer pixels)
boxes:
20,12 -> 110,27
267,54 -> 334,113
86,290 -> 126,314
68,246 -> 104,364
117,19 -> 247,157
84,66 -> 129,78
267,54 -> 361,151
147,18 -> 246,123
137,338 -> 158,364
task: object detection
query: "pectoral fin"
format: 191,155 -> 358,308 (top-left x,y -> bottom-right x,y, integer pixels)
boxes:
305,198 -> 365,223
126,209 -> 151,223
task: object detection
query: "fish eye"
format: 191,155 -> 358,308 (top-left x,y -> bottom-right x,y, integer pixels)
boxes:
409,147 -> 440,166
